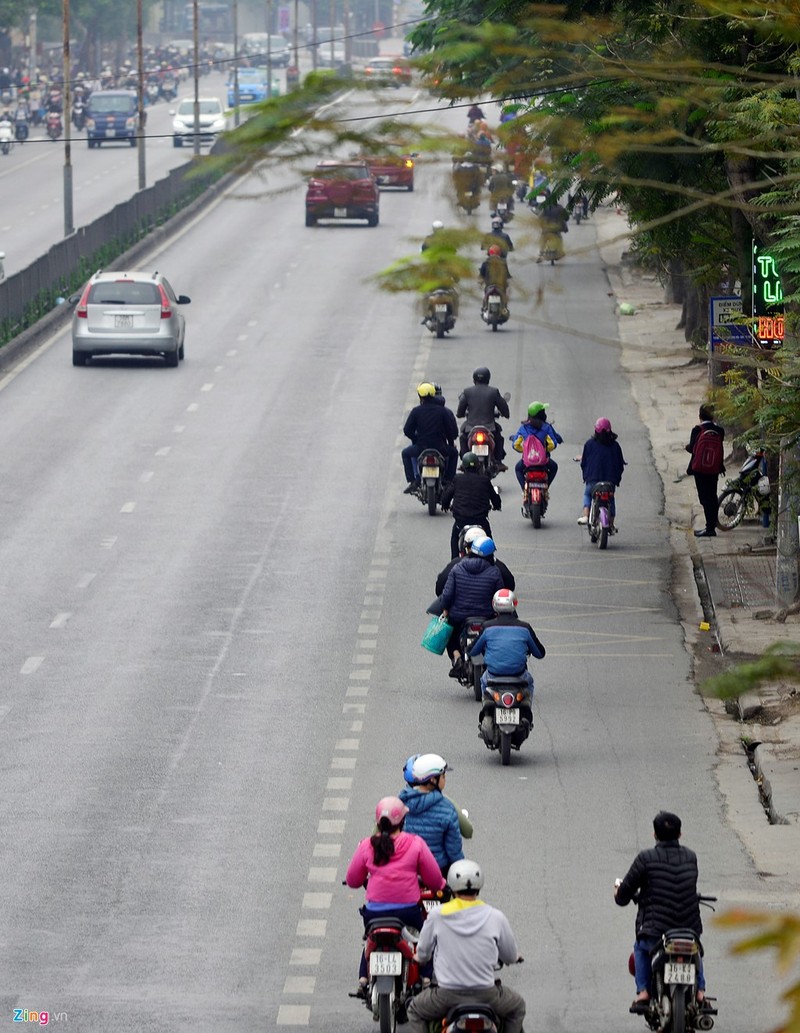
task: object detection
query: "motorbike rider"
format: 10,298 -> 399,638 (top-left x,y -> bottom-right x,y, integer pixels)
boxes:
435,525 -> 515,597
346,795 -> 445,998
452,154 -> 482,208
399,754 -> 464,875
440,536 -> 504,677
479,246 -> 512,312
468,589 -> 545,700
482,216 -> 514,255
488,164 -> 515,211
577,416 -> 626,530
467,103 -> 485,123
441,452 -> 502,559
511,401 -> 563,490
456,366 -> 510,466
536,193 -> 569,261
420,220 -> 460,319
406,859 -> 526,1033
402,383 -> 459,494
615,811 -> 711,1013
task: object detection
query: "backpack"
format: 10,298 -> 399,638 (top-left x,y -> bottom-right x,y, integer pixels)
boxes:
522,434 -> 548,467
691,427 -> 723,475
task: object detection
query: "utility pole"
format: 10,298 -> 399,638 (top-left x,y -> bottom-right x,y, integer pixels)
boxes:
233,0 -> 240,126
192,0 -> 200,155
136,0 -> 146,188
62,0 -> 73,237
266,0 -> 273,96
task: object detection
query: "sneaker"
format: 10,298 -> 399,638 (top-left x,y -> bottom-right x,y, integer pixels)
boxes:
577,515 -> 589,525
496,462 -> 508,472
403,481 -> 420,495
449,659 -> 463,679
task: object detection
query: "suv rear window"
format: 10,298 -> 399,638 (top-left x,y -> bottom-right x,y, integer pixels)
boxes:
314,165 -> 369,180
88,282 -> 161,305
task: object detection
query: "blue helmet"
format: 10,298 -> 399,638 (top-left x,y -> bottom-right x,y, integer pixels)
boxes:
403,754 -> 419,785
470,537 -> 496,558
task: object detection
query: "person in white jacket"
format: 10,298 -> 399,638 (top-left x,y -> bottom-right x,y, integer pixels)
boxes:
406,858 -> 526,1033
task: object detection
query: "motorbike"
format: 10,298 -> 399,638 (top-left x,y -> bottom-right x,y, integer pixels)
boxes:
479,673 -> 533,766
481,285 -> 509,331
45,111 -> 63,141
466,425 -> 503,478
145,80 -> 160,105
71,100 -> 87,130
423,288 -> 457,338
413,448 -> 446,515
716,449 -> 771,531
454,618 -> 487,701
14,108 -> 29,142
427,961 -> 524,1031
521,461 -> 550,529
358,916 -> 420,1032
625,894 -> 719,1033
586,481 -> 616,549
0,118 -> 13,155
160,76 -> 178,101
493,198 -> 514,223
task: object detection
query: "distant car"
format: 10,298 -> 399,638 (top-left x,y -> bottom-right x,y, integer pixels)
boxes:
69,270 -> 190,367
226,67 -> 280,106
171,96 -> 226,147
363,56 -> 413,87
305,160 -> 380,227
361,152 -> 415,191
85,89 -> 139,148
241,33 -> 291,66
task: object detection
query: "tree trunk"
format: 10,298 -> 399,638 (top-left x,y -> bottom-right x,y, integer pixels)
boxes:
683,282 -> 708,347
776,441 -> 800,605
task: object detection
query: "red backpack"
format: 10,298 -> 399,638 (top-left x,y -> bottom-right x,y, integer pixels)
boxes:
691,427 -> 723,475
522,434 -> 548,467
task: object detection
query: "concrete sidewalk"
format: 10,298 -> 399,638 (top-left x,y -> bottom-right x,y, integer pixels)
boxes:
592,207 -> 800,885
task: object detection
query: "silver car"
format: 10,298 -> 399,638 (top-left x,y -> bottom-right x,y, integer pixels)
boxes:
70,270 -> 190,367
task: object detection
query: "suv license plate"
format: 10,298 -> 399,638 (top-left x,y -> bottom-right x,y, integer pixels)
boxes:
496,708 -> 519,725
114,315 -> 134,328
369,951 -> 402,976
334,207 -> 347,217
473,445 -> 489,456
664,963 -> 695,984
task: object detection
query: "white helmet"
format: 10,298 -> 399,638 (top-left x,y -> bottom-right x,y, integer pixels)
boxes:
432,220 -> 444,231
411,753 -> 448,785
463,526 -> 486,547
447,859 -> 484,894
492,589 -> 518,614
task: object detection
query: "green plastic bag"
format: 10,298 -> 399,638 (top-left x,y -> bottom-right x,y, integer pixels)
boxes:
421,615 -> 453,655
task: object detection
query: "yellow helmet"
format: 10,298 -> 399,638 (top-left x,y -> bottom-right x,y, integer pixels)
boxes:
417,382 -> 436,398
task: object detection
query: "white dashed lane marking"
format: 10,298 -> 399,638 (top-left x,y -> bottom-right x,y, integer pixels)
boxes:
49,612 -> 72,629
120,502 -> 136,513
20,657 -> 44,674
76,573 -> 96,588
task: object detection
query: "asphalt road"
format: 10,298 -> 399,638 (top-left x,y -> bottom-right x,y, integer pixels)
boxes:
0,89 -> 788,1031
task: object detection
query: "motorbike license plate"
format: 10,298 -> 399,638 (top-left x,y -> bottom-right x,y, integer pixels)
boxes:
664,962 -> 695,984
496,708 -> 519,725
369,951 -> 403,976
422,466 -> 439,478
114,315 -> 134,329
334,207 -> 347,217
473,444 -> 489,456
435,304 -> 448,312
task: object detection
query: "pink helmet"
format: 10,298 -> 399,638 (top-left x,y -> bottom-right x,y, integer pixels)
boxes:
375,796 -> 409,826
595,417 -> 612,433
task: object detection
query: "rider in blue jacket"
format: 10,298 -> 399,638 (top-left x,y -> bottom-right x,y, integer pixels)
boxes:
510,401 -> 563,488
468,589 -> 545,696
399,754 -> 464,875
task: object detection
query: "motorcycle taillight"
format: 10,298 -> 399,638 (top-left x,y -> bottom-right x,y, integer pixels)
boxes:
525,469 -> 548,482
501,692 -> 515,707
598,492 -> 610,501
474,431 -> 486,444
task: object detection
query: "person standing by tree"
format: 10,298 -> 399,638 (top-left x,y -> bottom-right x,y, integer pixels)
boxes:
685,404 -> 725,538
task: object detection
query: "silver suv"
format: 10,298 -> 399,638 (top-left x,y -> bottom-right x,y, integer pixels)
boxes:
69,270 -> 190,367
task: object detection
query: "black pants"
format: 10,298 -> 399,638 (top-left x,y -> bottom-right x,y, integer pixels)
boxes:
693,473 -> 719,533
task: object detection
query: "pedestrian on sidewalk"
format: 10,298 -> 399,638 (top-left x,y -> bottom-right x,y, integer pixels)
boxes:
685,404 -> 725,538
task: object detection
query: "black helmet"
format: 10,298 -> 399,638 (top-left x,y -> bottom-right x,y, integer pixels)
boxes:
472,367 -> 491,384
461,451 -> 479,471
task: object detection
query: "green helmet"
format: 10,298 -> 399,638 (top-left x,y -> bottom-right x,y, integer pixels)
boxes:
461,451 -> 479,471
528,401 -> 548,418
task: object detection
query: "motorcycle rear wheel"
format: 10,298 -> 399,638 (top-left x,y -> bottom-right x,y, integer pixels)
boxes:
500,733 -> 512,766
530,502 -> 542,529
473,667 -> 482,702
491,320 -> 499,331
599,525 -> 608,549
671,989 -> 686,1033
378,990 -> 395,1033
436,323 -> 445,339
427,483 -> 437,516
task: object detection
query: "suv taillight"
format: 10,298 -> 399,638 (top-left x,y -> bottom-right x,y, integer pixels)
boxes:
158,284 -> 172,319
75,283 -> 91,319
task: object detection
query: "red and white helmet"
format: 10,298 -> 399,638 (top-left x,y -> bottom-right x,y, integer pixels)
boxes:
375,796 -> 408,827
492,589 -> 518,614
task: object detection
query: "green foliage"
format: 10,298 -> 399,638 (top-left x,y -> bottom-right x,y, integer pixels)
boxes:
702,642 -> 800,699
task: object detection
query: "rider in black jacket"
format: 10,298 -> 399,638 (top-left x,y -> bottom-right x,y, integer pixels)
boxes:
615,811 -> 708,1012
456,367 -> 510,464
402,383 -> 459,493
441,453 -> 502,558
